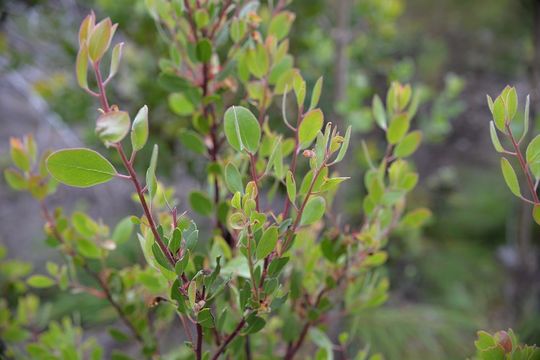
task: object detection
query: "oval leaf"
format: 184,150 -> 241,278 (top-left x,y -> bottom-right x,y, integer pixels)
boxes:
500,157 -> 520,197
372,95 -> 387,130
96,111 -> 130,145
299,109 -> 324,149
386,114 -> 410,145
27,275 -> 55,288
189,191 -> 213,216
256,226 -> 278,260
300,196 -> 325,226
224,106 -> 261,153
131,105 -> 149,152
526,134 -> 540,179
46,148 -> 117,188
225,163 -> 243,194
394,130 -> 422,158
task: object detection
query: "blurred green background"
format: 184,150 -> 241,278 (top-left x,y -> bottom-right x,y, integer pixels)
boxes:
2,0 -> 540,358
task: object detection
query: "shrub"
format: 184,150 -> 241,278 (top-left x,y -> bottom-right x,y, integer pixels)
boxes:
2,2 -> 428,359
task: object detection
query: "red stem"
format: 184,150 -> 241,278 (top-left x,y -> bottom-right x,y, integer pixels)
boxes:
249,153 -> 261,212
196,323 -> 203,360
115,144 -> 176,266
506,124 -> 539,203
211,318 -> 246,360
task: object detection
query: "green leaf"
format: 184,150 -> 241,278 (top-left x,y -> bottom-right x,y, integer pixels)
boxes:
505,86 -> 518,121
489,122 -> 504,153
333,126 -> 351,164
268,11 -> 295,40
247,43 -> 269,78
300,196 -> 325,226
223,106 -> 261,153
112,217 -> 133,244
108,42 -> 124,80
520,95 -> 530,143
131,105 -> 148,152
169,93 -> 195,116
244,315 -> 266,334
533,205 -> 540,226
256,226 -> 278,260
46,148 -> 117,188
197,308 -> 214,328
188,281 -> 197,307
27,275 -> 55,288
492,96 -> 505,132
526,135 -> 540,179
195,38 -> 212,63
500,157 -> 521,197
401,208 -> 432,228
299,109 -> 324,149
486,95 -> 494,114
152,242 -> 171,270
225,163 -> 243,194
386,114 -> 409,145
189,191 -> 213,216
394,130 -> 422,158
76,237 -> 102,259
4,169 -> 27,190
179,130 -> 206,154
372,95 -> 387,130
96,111 -> 131,145
286,170 -> 296,205
146,144 -> 158,201
309,77 -> 323,111
76,45 -> 89,90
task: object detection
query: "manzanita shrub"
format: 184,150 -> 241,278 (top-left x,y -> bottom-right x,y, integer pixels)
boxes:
487,86 -> 540,224
3,1 -> 429,359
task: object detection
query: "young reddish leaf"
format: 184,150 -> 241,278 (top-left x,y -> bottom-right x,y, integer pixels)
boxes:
88,18 -> 115,62
96,111 -> 130,145
46,148 -> 117,188
9,137 -> 30,172
78,12 -> 95,46
76,45 -> 89,90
